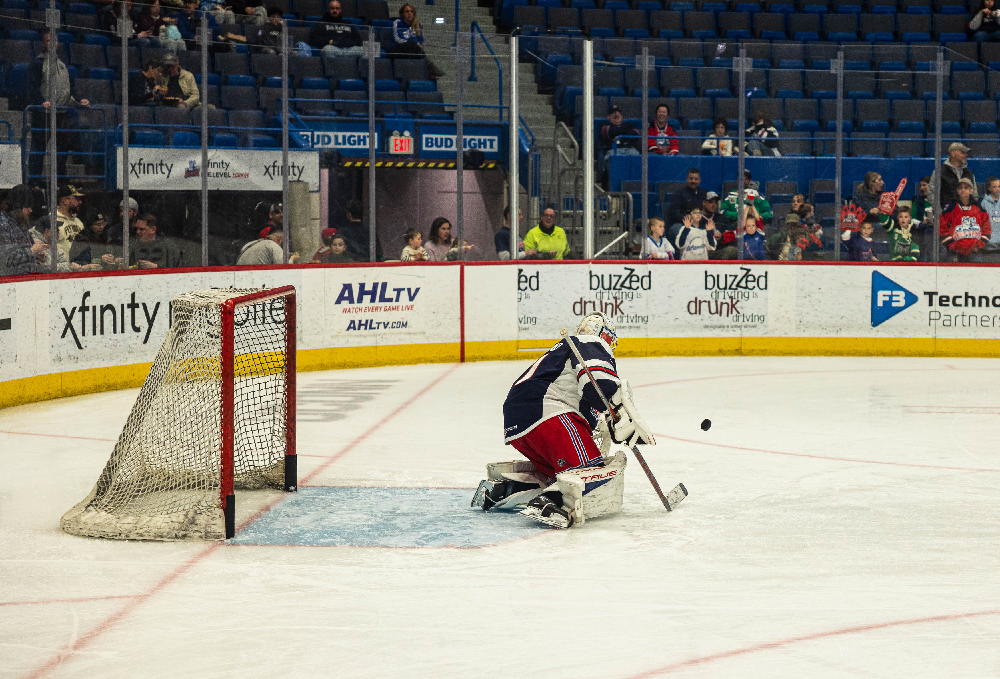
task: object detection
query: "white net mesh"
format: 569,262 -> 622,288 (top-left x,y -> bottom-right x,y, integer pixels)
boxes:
60,288 -> 292,541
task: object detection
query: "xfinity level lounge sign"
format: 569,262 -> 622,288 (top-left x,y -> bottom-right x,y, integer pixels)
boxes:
116,148 -> 320,191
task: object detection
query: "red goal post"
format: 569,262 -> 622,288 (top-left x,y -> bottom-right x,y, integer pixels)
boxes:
61,286 -> 298,541
220,285 -> 297,538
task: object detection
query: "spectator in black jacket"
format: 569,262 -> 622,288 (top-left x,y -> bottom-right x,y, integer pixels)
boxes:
253,7 -> 288,54
128,60 -> 166,106
667,168 -> 708,243
310,0 -> 364,57
600,105 -> 640,161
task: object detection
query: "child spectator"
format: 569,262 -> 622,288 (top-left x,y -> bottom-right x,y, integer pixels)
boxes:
910,176 -> 934,261
886,206 -> 920,262
646,104 -> 679,155
700,118 -> 732,156
842,215 -> 879,261
640,217 -> 675,260
400,227 -> 428,261
940,177 -> 991,262
791,193 -> 806,213
312,228 -> 351,263
741,206 -> 767,260
979,176 -> 1000,250
675,207 -> 715,260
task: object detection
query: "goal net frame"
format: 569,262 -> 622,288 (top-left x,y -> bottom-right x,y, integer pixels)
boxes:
60,285 -> 297,541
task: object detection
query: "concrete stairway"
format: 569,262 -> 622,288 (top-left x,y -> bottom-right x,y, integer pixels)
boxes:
416,0 -> 563,196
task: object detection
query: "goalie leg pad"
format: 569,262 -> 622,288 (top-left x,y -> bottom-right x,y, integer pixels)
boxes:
557,451 -> 627,524
473,460 -> 550,510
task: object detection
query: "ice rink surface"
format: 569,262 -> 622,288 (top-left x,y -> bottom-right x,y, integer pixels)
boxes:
2,355 -> 1000,679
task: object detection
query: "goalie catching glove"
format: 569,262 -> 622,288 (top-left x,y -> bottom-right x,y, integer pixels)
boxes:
610,378 -> 654,447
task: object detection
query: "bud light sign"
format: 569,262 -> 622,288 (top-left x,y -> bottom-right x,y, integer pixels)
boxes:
419,124 -> 505,160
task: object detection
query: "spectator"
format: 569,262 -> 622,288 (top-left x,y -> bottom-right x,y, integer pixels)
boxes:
721,170 -> 773,225
909,176 -> 935,260
767,212 -> 803,261
675,206 -> 715,260
425,217 -> 458,261
253,8 -> 289,54
69,213 -> 120,268
640,217 -> 675,260
156,52 -> 200,108
979,176 -> 1000,250
700,118 -> 733,156
390,4 -> 446,78
202,0 -> 236,26
930,142 -> 977,209
137,0 -> 169,37
106,0 -> 161,49
107,197 -> 139,245
327,234 -> 352,262
524,207 -> 569,260
842,214 -> 879,261
667,168 -> 708,240
229,0 -> 267,24
969,0 -> 1000,43
237,223 -> 298,264
745,115 -> 780,157
702,191 -> 736,258
27,222 -> 96,271
176,0 -> 221,51
798,202 -> 823,257
312,228 -> 350,262
646,104 -> 678,156
495,206 -> 525,260
600,105 -> 640,161
791,193 -> 806,213
0,186 -> 46,277
853,172 -> 885,217
129,59 -> 166,106
155,5 -> 188,53
337,199 -> 383,261
940,177 -> 991,262
309,0 -> 364,57
886,206 -> 920,262
48,184 -> 86,258
742,208 -> 767,260
123,214 -> 184,269
400,227 -> 428,261
27,29 -> 90,178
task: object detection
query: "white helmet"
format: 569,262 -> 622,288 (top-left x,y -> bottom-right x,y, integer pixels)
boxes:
575,312 -> 618,351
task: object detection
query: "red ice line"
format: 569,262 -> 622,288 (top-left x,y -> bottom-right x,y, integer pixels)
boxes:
624,608 -> 1000,678
19,364 -> 459,679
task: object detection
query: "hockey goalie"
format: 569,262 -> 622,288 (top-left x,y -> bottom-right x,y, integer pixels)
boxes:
472,313 -> 654,528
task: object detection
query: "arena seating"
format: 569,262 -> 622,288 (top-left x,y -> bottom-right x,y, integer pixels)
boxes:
0,0 -> 452,148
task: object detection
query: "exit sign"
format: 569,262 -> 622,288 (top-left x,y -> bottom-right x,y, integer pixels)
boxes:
389,134 -> 413,155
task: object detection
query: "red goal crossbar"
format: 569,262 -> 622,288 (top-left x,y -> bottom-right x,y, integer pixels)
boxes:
219,286 -> 297,538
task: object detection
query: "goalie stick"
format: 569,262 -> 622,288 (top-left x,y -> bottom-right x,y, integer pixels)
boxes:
559,329 -> 688,512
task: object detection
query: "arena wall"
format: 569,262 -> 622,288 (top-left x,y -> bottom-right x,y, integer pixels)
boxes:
3,261 -> 1000,409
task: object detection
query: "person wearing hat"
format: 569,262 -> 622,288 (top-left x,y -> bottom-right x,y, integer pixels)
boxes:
107,197 -> 139,246
69,213 -> 118,269
721,169 -> 773,225
45,184 -> 87,258
929,142 -> 978,210
940,177 -> 991,262
0,185 -> 49,277
156,50 -> 200,109
237,221 -> 299,265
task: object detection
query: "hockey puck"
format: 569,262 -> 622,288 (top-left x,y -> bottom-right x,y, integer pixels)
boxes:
701,419 -> 712,431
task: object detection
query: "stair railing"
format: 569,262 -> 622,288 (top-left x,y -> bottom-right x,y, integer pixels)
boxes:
468,21 -> 503,120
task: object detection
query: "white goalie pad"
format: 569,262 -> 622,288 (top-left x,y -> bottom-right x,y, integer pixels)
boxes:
547,451 -> 627,526
478,460 -> 550,510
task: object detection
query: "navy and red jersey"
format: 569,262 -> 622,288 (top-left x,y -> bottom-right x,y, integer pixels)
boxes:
502,335 -> 620,443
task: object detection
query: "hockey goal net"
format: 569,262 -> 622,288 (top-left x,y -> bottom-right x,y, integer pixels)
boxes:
61,286 -> 297,541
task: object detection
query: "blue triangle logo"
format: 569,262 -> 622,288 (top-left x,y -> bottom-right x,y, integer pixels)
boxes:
871,271 -> 918,327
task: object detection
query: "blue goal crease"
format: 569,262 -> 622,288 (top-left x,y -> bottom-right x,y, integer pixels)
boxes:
228,486 -> 550,548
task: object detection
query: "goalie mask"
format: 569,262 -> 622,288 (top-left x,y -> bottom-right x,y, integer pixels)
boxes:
575,312 -> 618,352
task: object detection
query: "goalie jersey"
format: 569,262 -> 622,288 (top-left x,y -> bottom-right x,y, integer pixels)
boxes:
503,335 -> 620,443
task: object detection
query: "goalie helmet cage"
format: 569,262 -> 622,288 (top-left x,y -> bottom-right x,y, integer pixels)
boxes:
60,286 -> 297,541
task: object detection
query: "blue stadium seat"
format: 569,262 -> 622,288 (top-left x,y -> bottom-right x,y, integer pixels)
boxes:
249,135 -> 278,148
300,77 -> 330,89
338,78 -> 365,91
226,74 -> 255,87
133,129 -> 164,146
83,34 -> 110,47
374,78 -> 400,91
406,80 -> 435,92
172,131 -> 200,147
